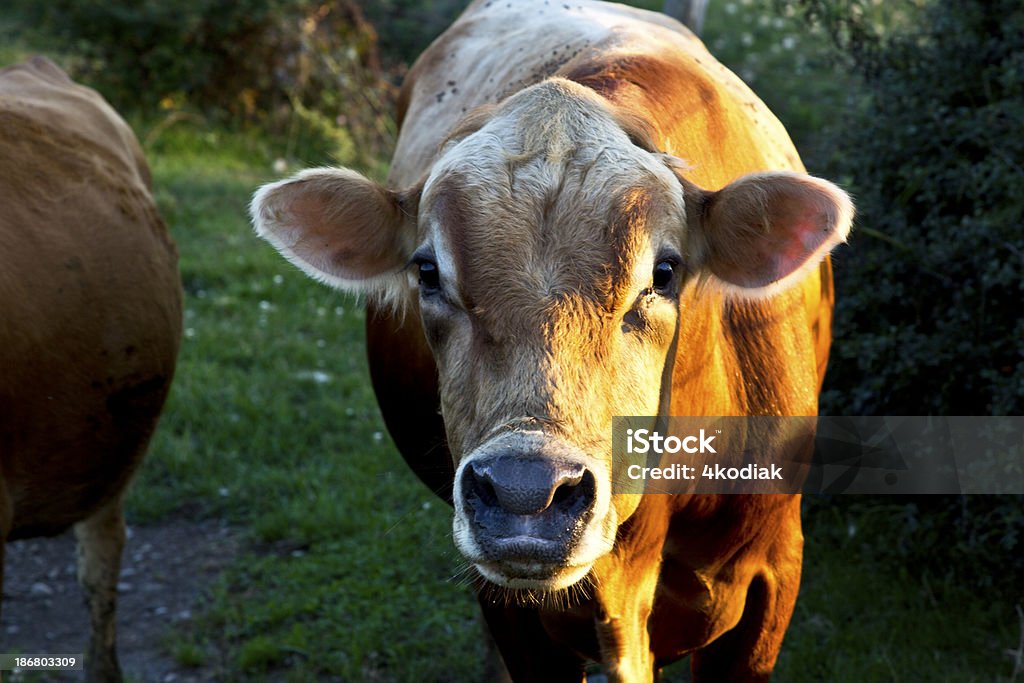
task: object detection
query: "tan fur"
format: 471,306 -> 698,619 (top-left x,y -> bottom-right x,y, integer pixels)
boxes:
0,57 -> 182,682
252,1 -> 853,680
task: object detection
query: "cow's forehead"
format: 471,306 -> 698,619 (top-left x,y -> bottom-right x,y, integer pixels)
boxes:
424,79 -> 681,204
419,80 -> 685,324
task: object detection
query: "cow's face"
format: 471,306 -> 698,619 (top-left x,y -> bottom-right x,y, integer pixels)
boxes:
413,83 -> 690,589
251,78 -> 852,593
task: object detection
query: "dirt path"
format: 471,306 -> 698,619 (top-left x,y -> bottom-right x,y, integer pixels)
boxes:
1,519 -> 241,682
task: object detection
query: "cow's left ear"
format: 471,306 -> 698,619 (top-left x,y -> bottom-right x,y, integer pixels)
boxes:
250,167 -> 421,306
682,171 -> 853,297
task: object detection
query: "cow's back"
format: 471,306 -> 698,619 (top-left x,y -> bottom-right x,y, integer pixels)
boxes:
391,0 -> 802,186
0,57 -> 182,538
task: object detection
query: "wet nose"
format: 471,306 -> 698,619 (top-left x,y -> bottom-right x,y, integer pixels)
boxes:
464,455 -> 595,516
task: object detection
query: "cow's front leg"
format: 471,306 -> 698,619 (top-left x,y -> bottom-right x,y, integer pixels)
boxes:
477,594 -> 587,682
592,557 -> 662,683
592,498 -> 670,683
690,532 -> 803,682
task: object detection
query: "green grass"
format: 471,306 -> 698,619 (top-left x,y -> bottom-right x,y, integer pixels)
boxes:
775,505 -> 1020,683
122,120 -> 486,680
126,118 -> 1021,683
4,4 -> 1020,682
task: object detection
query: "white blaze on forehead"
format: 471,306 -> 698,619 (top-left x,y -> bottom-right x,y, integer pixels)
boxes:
419,78 -> 687,300
429,79 -> 681,191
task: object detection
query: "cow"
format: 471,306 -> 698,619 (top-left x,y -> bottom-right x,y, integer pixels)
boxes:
251,1 -> 852,680
0,57 -> 182,682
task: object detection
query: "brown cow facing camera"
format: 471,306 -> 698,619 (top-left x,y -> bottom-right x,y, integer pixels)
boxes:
253,1 -> 852,681
0,57 -> 182,681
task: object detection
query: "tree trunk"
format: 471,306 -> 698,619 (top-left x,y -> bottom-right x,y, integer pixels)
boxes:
663,0 -> 709,36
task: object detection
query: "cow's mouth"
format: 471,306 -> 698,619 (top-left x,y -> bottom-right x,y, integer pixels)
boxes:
452,431 -> 615,590
473,557 -> 595,592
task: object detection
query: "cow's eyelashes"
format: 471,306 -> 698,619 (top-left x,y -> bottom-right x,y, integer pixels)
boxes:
415,258 -> 441,294
652,258 -> 679,294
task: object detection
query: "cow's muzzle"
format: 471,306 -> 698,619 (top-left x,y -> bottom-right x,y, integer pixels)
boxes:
453,432 -> 610,590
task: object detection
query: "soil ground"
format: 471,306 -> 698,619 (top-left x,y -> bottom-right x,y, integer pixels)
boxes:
1,519 -> 240,682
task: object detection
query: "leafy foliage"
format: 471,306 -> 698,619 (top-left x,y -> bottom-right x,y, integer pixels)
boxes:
784,0 -> 1024,615
361,0 -> 466,66
15,0 -> 396,167
783,0 -> 1024,415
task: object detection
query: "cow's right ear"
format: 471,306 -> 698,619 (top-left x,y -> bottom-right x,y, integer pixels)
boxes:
250,167 -> 420,302
678,170 -> 853,298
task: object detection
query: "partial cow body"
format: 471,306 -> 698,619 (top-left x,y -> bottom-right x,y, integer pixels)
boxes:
253,1 -> 852,681
0,57 -> 182,682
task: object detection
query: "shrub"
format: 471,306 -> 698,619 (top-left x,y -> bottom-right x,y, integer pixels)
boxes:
786,0 -> 1023,598
785,0 -> 1024,416
17,0 -> 396,167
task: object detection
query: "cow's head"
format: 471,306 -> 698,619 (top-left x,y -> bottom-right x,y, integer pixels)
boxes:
252,79 -> 852,592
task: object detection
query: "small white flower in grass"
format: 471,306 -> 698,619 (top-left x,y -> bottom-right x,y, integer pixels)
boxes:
345,407 -> 355,416
783,35 -> 796,50
334,306 -> 345,316
294,370 -> 332,384
741,32 -> 753,47
317,307 -> 326,317
316,339 -> 326,348
184,328 -> 196,339
259,300 -> 273,311
773,17 -> 784,29
373,431 -> 383,442
273,274 -> 284,285
272,158 -> 288,174
725,2 -> 737,14
422,501 -> 432,511
218,487 -> 230,497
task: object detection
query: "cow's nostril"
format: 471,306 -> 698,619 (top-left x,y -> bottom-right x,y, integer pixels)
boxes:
552,482 -> 576,505
472,471 -> 499,507
551,469 -> 595,514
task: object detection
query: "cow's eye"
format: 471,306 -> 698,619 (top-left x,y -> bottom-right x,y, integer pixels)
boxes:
652,259 -> 677,293
417,258 -> 441,294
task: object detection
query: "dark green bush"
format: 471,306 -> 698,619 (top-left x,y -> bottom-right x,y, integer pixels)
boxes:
784,0 -> 1024,598
804,494 -> 1024,595
21,0 -> 292,111
361,0 -> 465,66
13,0 -> 396,167
790,0 -> 1024,416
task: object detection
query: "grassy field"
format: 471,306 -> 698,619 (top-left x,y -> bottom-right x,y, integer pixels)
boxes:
126,123 -> 484,680
119,119 -> 1021,683
2,2 -> 1021,681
